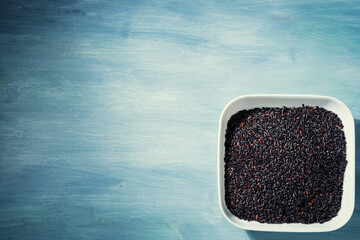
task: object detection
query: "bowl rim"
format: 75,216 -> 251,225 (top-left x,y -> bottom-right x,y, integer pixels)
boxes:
217,94 -> 355,232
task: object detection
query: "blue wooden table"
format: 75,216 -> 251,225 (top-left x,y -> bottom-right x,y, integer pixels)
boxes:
0,0 -> 359,239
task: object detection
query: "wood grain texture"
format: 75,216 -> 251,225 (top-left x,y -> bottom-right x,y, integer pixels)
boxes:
0,0 -> 359,239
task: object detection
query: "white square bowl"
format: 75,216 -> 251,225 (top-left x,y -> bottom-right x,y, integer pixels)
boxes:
217,94 -> 355,232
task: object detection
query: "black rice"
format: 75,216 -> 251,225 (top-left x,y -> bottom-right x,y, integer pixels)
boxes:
224,106 -> 347,224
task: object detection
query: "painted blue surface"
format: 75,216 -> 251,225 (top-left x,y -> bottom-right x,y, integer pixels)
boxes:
0,0 -> 359,239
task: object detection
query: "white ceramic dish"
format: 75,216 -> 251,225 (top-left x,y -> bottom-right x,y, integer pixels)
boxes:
218,94 -> 355,232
